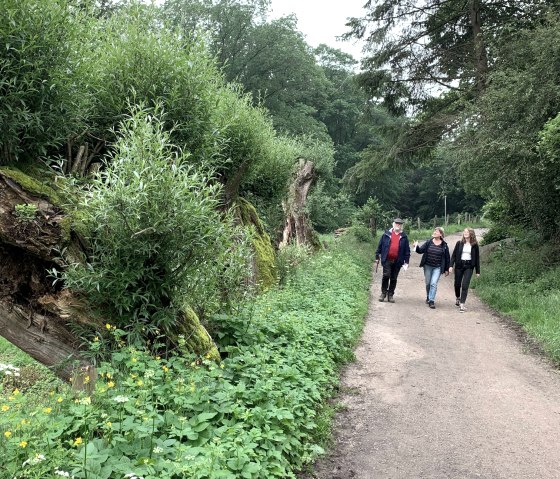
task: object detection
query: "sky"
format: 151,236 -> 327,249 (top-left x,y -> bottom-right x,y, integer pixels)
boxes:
268,0 -> 367,61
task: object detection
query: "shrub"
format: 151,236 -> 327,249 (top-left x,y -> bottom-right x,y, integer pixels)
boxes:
62,107 -> 250,345
0,0 -> 89,163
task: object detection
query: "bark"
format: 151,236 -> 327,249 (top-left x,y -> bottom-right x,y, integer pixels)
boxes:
279,158 -> 316,248
470,0 -> 489,92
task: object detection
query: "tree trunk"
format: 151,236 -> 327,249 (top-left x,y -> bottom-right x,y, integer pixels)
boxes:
0,169 -> 90,380
470,0 -> 489,92
279,159 -> 316,248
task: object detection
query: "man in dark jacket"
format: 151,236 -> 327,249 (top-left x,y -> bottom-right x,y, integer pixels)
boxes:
375,218 -> 411,303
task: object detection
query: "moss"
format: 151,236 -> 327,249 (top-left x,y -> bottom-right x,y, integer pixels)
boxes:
180,306 -> 220,362
236,198 -> 277,290
0,166 -> 62,205
252,228 -> 277,290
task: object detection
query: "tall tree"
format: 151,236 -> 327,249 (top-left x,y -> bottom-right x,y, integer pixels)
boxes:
346,0 -> 559,161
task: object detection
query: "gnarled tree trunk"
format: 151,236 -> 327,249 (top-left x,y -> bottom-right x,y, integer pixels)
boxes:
0,169 -> 90,380
279,158 -> 316,248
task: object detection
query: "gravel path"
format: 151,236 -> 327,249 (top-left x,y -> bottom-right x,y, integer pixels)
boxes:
305,230 -> 560,479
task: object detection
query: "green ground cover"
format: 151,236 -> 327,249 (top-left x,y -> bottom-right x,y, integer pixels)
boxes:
474,236 -> 560,363
0,234 -> 374,479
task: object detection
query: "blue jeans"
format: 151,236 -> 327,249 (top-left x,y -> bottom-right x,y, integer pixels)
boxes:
423,265 -> 441,302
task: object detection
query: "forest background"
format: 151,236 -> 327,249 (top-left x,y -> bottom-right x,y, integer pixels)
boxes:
1,0 -> 560,478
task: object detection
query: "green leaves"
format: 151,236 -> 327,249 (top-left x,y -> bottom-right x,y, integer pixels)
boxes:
63,107 -> 250,345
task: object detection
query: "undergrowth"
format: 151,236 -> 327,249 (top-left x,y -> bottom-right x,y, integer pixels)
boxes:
475,233 -> 560,363
0,235 -> 373,478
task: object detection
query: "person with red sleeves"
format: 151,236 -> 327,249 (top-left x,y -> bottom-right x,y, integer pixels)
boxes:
375,218 -> 411,303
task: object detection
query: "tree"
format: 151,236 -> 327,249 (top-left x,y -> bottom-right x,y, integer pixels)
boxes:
346,0 -> 560,163
163,0 -> 332,140
446,14 -> 560,237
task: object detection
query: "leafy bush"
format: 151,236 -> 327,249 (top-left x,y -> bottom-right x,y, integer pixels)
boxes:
350,224 -> 374,243
85,4 -> 221,164
0,0 -> 89,163
276,243 -> 312,285
62,107 -> 250,345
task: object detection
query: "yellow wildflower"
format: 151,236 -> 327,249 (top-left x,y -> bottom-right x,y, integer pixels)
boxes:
1,405 -> 10,412
107,381 -> 115,388
57,397 -> 63,403
105,323 -> 112,330
19,441 -> 28,448
43,407 -> 52,414
4,431 -> 12,438
137,380 -> 143,386
73,437 -> 83,446
13,389 -> 20,396
131,357 -> 137,363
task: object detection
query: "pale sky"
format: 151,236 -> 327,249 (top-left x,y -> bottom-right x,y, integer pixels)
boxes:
268,0 -> 367,61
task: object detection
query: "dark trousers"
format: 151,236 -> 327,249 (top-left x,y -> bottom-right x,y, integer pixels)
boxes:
454,265 -> 474,303
381,260 -> 401,295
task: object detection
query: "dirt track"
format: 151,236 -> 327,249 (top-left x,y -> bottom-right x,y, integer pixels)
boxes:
305,230 -> 560,479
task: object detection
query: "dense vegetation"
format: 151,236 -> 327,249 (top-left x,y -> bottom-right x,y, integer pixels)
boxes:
1,0 -> 560,477
1,235 -> 373,478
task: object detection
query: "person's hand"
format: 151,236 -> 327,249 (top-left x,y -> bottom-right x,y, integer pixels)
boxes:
444,271 -> 449,277
413,240 -> 419,249
449,267 -> 453,273
476,273 -> 480,278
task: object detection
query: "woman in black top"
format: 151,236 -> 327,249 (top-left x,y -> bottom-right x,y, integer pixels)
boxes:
449,228 -> 481,312
413,227 -> 450,309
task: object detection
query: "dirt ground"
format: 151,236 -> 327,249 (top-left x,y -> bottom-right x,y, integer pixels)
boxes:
303,230 -> 560,479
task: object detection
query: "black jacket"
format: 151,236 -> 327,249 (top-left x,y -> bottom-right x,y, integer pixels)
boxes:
415,238 -> 450,274
450,241 -> 480,274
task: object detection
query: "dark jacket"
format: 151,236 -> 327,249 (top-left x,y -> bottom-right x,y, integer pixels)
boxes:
375,229 -> 411,267
415,238 -> 450,274
450,241 -> 480,274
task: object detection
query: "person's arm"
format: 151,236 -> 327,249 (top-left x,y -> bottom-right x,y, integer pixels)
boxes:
404,238 -> 411,264
449,241 -> 458,271
444,244 -> 451,276
474,244 -> 481,276
415,239 -> 429,254
375,235 -> 383,260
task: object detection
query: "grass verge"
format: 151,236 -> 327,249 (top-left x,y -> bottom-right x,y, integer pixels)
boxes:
474,235 -> 560,363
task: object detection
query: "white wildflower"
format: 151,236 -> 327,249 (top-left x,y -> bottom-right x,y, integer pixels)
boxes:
113,395 -> 129,403
54,469 -> 70,477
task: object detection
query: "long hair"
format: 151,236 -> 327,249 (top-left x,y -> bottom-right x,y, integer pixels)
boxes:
462,228 -> 478,245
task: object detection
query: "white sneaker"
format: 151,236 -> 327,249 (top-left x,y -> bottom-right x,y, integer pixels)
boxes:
459,304 -> 466,313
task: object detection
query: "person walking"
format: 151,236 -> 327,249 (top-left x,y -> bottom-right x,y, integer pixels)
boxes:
413,227 -> 450,309
375,218 -> 411,303
449,228 -> 481,313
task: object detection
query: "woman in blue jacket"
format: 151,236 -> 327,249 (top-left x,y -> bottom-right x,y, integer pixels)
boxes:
413,227 -> 450,309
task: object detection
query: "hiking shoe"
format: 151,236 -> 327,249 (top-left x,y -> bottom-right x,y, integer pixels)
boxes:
378,293 -> 386,302
459,303 -> 466,313
429,301 -> 435,309
455,298 -> 460,306
387,295 -> 395,303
